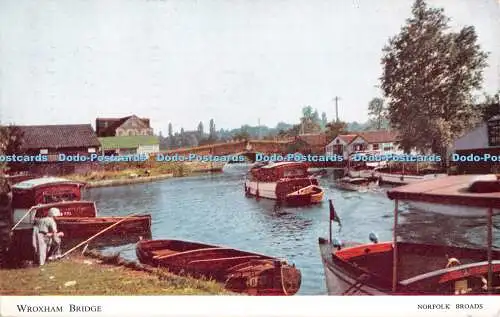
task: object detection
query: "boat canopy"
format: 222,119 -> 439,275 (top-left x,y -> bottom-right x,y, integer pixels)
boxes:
386,175 -> 500,208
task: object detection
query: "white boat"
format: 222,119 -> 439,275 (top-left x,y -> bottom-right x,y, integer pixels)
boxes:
222,162 -> 254,175
377,172 -> 447,186
334,177 -> 378,192
390,174 -> 500,217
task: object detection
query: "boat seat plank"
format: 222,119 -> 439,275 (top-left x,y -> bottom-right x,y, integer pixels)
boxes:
188,255 -> 261,264
153,247 -> 232,260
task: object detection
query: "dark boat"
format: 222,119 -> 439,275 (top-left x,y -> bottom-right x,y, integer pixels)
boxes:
136,239 -> 302,295
318,178 -> 500,295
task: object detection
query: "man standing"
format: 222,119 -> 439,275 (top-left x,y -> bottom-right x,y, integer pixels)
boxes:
32,207 -> 64,266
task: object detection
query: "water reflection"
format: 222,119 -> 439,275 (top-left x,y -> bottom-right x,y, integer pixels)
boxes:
84,173 -> 500,295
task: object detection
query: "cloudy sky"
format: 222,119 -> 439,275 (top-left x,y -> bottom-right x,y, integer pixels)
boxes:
0,0 -> 499,134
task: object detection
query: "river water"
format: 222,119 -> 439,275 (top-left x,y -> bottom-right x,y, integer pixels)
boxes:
84,168 -> 500,295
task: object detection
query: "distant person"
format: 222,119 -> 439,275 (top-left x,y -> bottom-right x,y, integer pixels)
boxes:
32,207 -> 64,266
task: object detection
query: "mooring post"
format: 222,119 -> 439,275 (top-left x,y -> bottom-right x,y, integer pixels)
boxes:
487,207 -> 493,293
392,199 -> 399,292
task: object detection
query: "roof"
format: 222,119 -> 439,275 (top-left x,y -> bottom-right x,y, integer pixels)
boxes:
296,133 -> 328,146
386,175 -> 500,208
358,130 -> 399,143
337,134 -> 360,144
96,115 -> 151,136
99,135 -> 159,150
15,124 -> 100,150
13,177 -> 82,189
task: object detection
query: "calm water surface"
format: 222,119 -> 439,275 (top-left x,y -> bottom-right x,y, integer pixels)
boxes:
84,169 -> 500,295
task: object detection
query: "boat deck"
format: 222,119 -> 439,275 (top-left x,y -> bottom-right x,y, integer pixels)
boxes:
387,175 -> 500,208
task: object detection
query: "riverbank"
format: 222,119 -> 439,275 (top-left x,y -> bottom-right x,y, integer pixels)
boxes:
67,161 -> 225,188
0,255 -> 230,295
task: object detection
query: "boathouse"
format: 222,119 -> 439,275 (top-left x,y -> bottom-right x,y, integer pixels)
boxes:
8,124 -> 101,175
452,115 -> 500,174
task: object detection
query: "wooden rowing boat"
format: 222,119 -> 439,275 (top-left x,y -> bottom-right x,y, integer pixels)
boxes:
285,185 -> 324,206
54,215 -> 152,239
136,239 -> 302,295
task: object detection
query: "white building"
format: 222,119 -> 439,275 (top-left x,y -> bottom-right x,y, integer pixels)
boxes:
325,130 -> 400,159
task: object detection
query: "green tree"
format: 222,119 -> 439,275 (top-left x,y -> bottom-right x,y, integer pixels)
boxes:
480,91 -> 500,121
0,125 -> 24,172
209,119 -> 217,142
325,120 -> 348,141
300,106 -> 321,134
321,112 -> 328,130
367,97 -> 387,130
168,123 -> 173,138
197,121 -> 204,138
381,0 -> 488,161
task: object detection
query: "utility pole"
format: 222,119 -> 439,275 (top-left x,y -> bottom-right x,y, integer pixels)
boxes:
333,96 -> 341,122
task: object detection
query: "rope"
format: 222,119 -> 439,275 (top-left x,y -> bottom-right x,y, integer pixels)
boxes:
280,262 -> 289,296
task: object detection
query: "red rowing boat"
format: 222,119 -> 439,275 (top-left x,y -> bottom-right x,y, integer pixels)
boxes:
136,239 -> 302,295
54,215 -> 151,239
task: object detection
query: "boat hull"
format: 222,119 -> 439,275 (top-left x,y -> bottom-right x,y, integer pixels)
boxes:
378,173 -> 447,186
55,215 -> 152,238
136,239 -> 301,295
318,238 -> 500,295
405,201 -> 500,218
318,238 -> 387,295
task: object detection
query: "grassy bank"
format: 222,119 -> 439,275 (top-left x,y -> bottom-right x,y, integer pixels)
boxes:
67,161 -> 224,184
0,256 -> 230,295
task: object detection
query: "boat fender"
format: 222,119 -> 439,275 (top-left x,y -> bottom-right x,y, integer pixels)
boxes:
446,258 -> 461,268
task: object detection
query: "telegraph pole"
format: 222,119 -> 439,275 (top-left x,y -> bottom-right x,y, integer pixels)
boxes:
333,96 -> 341,122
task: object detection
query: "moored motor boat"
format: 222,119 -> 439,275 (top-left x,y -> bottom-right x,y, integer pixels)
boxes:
244,161 -> 324,205
136,239 -> 302,295
318,182 -> 500,295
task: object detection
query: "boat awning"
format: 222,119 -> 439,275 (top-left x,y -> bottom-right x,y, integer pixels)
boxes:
386,175 -> 500,209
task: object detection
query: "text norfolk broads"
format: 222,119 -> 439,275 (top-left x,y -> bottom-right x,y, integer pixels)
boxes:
244,162 -> 324,206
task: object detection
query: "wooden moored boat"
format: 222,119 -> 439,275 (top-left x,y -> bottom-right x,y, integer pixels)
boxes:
285,185 -> 324,206
334,177 -> 378,192
11,177 -> 87,228
318,178 -> 500,295
54,214 -> 152,238
136,239 -> 302,295
7,177 -> 152,265
244,162 -> 324,205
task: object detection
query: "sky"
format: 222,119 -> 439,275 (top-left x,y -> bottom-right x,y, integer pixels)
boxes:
0,0 -> 499,135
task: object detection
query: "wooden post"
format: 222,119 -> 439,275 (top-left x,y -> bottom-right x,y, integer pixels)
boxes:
329,217 -> 332,243
392,199 -> 399,292
487,207 -> 493,293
